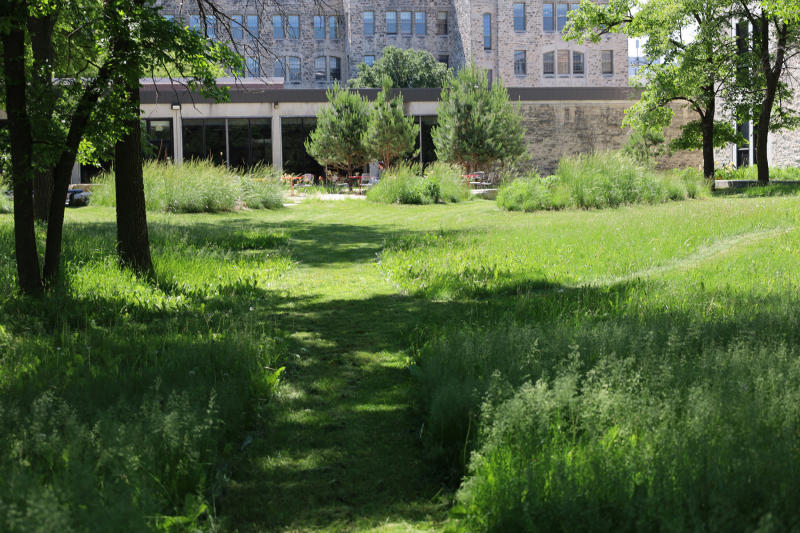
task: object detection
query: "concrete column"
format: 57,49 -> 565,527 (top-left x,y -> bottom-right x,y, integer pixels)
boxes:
272,103 -> 282,170
71,162 -> 81,184
173,107 -> 183,164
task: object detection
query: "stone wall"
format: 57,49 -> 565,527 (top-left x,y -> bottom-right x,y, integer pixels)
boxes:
520,101 -> 701,174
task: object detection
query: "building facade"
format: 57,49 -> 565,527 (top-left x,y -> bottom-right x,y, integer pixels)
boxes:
157,0 -> 629,88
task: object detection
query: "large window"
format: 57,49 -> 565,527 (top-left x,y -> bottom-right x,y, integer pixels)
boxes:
314,15 -> 325,39
387,11 -> 397,34
143,119 -> 173,161
274,58 -> 285,78
273,15 -> 284,39
315,57 -> 327,81
364,11 -> 374,35
288,56 -> 301,82
364,55 -> 375,66
514,50 -> 526,74
437,11 -> 448,35
543,4 -> 554,31
557,50 -> 569,74
557,4 -> 568,31
183,119 -> 226,166
401,11 -> 412,34
416,12 -> 426,35
246,57 -> 260,77
330,57 -> 341,81
232,15 -> 243,39
483,13 -> 491,50
330,16 -> 339,38
228,118 -> 273,169
573,51 -> 584,74
282,117 -> 323,177
543,51 -> 554,74
247,15 -> 258,39
513,3 -> 525,31
287,15 -> 299,39
602,50 -> 613,74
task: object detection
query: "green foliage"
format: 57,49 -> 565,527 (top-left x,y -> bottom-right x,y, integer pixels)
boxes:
92,160 -> 284,213
622,129 -> 668,164
668,119 -> 745,152
0,195 -> 11,215
349,46 -> 453,88
433,61 -> 525,173
496,152 -> 707,212
306,84 -> 371,177
362,76 -> 420,167
367,162 -> 469,205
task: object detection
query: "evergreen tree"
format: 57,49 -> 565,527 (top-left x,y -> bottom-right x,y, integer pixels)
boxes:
432,61 -> 525,174
362,76 -> 420,168
306,84 -> 371,184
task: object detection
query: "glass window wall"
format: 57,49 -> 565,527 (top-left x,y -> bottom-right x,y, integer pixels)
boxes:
281,117 -> 323,178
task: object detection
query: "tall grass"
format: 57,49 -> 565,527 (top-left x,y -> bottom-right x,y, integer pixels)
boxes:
367,162 -> 469,205
0,194 -> 11,214
497,153 -> 706,212
92,160 -> 285,213
718,164 -> 800,181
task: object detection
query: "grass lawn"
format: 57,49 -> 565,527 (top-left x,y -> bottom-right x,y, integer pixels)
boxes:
1,192 -> 799,531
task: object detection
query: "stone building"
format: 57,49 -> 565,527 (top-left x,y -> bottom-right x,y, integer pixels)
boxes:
157,0 -> 629,89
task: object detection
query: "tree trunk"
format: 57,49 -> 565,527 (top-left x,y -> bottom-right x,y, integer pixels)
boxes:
115,86 -> 153,273
701,96 -> 716,181
754,17 -> 788,185
28,14 -> 57,223
2,21 -> 43,294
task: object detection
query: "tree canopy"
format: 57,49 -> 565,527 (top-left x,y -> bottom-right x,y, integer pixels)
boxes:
362,76 -> 420,167
349,46 -> 452,88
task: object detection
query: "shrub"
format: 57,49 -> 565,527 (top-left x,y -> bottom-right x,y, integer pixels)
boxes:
367,162 -> 458,205
0,194 -> 11,215
496,174 -> 554,212
92,160 -> 284,213
423,162 -> 470,203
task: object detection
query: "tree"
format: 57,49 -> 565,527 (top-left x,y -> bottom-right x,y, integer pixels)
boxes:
362,76 -> 420,168
305,84 -> 371,184
432,61 -> 526,174
566,0 -> 743,179
349,46 -> 452,88
727,2 -> 800,184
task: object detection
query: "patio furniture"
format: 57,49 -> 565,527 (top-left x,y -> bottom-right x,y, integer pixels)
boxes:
280,175 -> 302,196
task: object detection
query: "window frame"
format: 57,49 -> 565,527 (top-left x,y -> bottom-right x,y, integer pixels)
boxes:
601,50 -> 614,75
315,56 -> 327,81
329,16 -> 339,39
543,3 -> 554,31
513,3 -> 525,31
274,57 -> 286,78
232,15 -> 243,40
314,15 -> 325,39
573,51 -> 584,74
287,14 -> 299,39
400,11 -> 412,35
363,11 -> 374,35
438,55 -> 449,67
415,12 -> 426,35
330,57 -> 341,81
246,56 -> 260,78
483,13 -> 491,50
514,50 -> 526,75
556,3 -> 568,32
437,11 -> 448,35
247,15 -> 258,40
543,51 -> 554,75
364,55 -> 375,66
288,56 -> 301,82
386,11 -> 397,35
272,15 -> 284,39
557,49 -> 570,75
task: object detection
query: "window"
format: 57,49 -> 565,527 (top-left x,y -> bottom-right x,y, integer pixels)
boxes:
190,15 -> 201,32
602,50 -> 613,74
164,14 -> 174,21
247,15 -> 258,39
543,4 -> 554,31
364,55 -> 375,66
438,55 -> 449,67
330,57 -> 341,81
387,12 -> 397,34
206,16 -> 216,39
543,51 -> 554,74
437,11 -> 448,35
557,50 -> 569,74
557,4 -> 568,31
246,57 -> 260,77
232,15 -> 243,39
571,3 -> 580,10
314,15 -> 325,39
330,16 -> 339,38
228,118 -> 272,169
287,15 -> 299,39
143,119 -> 173,161
401,11 -> 412,34
274,57 -> 285,78
483,14 -> 491,50
573,51 -> 584,74
513,3 -> 525,31
514,50 -> 526,74
183,119 -> 226,166
273,15 -> 283,39
315,57 -> 327,81
288,57 -> 301,82
416,12 -> 426,35
364,11 -> 374,35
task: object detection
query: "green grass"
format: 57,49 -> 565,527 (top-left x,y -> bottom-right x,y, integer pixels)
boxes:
0,194 -> 11,214
716,164 -> 800,181
367,162 -> 469,205
2,189 -> 800,532
92,160 -> 286,213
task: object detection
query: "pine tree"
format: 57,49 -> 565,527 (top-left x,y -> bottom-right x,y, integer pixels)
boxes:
306,84 -> 371,183
432,60 -> 525,174
362,76 -> 420,168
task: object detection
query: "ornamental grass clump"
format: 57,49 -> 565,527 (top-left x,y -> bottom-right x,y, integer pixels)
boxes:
367,162 -> 468,205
